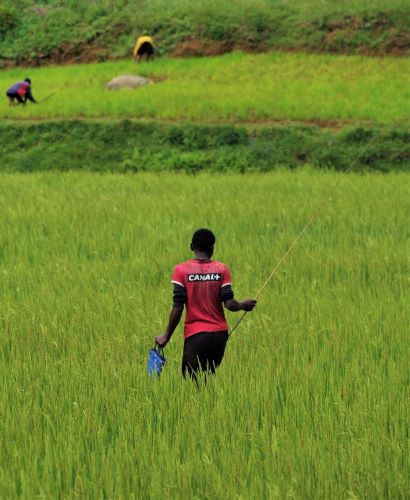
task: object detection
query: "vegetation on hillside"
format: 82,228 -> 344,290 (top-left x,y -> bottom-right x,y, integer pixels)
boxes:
0,0 -> 409,66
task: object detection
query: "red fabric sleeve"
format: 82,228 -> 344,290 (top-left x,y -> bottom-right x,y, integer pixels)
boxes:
222,265 -> 232,287
171,265 -> 185,287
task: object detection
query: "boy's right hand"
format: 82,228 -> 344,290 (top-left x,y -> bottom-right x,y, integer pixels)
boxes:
241,299 -> 257,311
155,333 -> 170,347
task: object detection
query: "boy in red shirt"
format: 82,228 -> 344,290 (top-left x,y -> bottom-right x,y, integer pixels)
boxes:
155,228 -> 256,380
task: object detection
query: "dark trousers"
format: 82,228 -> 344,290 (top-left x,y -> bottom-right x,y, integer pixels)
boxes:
136,43 -> 154,62
182,331 -> 228,381
7,92 -> 24,104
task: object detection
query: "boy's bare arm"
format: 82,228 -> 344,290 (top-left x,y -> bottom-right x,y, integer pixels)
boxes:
224,298 -> 257,312
155,306 -> 183,347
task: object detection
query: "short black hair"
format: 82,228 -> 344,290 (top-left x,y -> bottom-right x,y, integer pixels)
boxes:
191,228 -> 215,252
24,78 -> 31,84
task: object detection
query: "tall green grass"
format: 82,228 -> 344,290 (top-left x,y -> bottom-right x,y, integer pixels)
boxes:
0,170 -> 408,497
1,52 -> 409,124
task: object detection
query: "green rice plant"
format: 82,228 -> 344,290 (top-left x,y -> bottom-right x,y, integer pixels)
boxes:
0,170 -> 408,497
1,52 -> 409,124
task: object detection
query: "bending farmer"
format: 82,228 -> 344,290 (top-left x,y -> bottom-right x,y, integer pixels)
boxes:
155,228 -> 256,381
6,78 -> 37,105
133,36 -> 155,62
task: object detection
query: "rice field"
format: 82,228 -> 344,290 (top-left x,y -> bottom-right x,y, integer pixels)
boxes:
0,170 -> 408,498
1,52 -> 409,124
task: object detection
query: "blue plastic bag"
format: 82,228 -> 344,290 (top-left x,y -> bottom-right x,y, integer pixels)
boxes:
147,345 -> 166,378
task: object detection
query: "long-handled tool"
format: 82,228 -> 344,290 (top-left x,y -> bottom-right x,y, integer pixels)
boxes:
37,93 -> 54,104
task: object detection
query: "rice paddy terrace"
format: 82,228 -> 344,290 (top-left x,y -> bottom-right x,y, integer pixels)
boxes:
0,52 -> 409,173
0,1 -> 409,498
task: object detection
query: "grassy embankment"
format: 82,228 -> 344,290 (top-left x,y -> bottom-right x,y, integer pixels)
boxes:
1,53 -> 409,173
0,170 -> 409,498
1,120 -> 408,173
0,0 -> 409,67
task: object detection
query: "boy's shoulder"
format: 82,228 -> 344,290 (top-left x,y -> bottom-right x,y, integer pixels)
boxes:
174,259 -> 192,269
210,260 -> 229,269
174,259 -> 229,271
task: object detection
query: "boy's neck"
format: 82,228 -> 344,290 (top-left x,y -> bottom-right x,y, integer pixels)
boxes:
194,250 -> 211,261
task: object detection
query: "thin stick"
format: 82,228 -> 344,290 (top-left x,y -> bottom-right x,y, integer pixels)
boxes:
38,93 -> 54,104
228,132 -> 380,338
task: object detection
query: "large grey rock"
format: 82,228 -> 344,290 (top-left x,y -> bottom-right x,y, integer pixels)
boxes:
106,75 -> 152,90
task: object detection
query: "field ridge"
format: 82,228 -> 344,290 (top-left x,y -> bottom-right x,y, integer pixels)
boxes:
1,120 -> 408,173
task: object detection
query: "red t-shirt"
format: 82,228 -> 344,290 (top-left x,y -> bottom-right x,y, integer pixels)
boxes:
172,259 -> 232,339
17,82 -> 29,97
